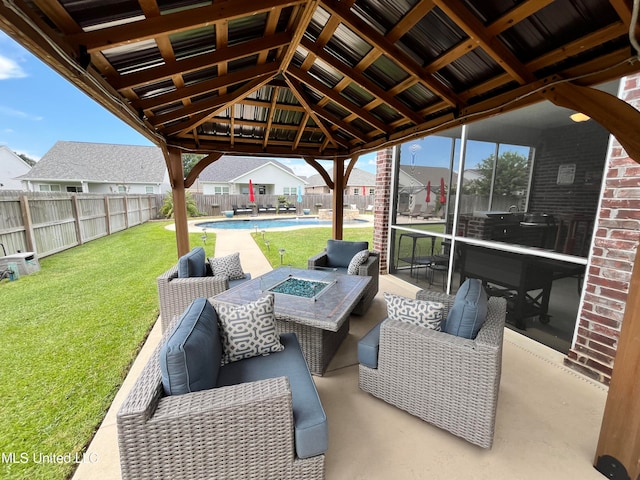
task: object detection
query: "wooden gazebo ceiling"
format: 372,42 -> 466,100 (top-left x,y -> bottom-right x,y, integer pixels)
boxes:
1,0 -> 639,162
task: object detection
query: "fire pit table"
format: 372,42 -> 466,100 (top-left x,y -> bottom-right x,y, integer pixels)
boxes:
211,267 -> 371,375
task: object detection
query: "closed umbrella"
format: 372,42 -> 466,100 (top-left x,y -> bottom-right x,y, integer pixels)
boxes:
425,180 -> 431,203
297,185 -> 303,203
440,177 -> 446,204
362,185 -> 366,196
249,179 -> 255,203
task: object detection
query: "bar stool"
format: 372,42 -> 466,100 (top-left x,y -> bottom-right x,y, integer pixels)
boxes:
427,262 -> 448,290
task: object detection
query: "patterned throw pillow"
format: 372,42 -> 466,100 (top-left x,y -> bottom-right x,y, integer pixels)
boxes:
213,294 -> 284,364
208,252 -> 245,280
347,249 -> 370,275
384,292 -> 444,331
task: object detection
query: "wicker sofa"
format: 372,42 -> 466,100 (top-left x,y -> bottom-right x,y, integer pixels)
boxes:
117,298 -> 327,480
157,247 -> 250,331
358,287 -> 507,448
307,239 -> 379,315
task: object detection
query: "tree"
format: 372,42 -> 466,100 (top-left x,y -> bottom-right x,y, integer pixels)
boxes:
182,153 -> 206,176
462,151 -> 529,196
159,191 -> 201,218
16,152 -> 37,167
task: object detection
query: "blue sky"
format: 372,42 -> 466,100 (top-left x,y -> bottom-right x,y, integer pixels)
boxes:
0,30 -> 526,177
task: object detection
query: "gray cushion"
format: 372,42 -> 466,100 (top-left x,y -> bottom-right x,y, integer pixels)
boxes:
445,278 -> 488,339
217,333 -> 328,459
358,320 -> 383,369
326,240 -> 368,268
159,297 -> 222,395
177,247 -> 206,278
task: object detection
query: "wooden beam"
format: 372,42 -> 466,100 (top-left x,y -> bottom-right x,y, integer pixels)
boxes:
594,248 -> 640,479
540,82 -> 640,163
70,0 -> 304,53
113,32 -> 290,90
433,0 -> 535,84
163,145 -> 190,257
303,156 -> 334,189
332,157 -> 345,240
184,152 -> 223,188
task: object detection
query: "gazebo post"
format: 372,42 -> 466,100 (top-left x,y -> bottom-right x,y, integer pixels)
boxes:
332,157 -> 345,240
163,146 -> 190,257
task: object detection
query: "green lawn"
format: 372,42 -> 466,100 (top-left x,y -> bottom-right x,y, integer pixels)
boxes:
0,221 -> 211,480
252,226 -> 374,268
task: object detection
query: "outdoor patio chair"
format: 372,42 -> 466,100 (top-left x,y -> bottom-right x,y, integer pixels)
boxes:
358,286 -> 507,448
307,239 -> 379,315
157,247 -> 250,331
117,300 -> 326,480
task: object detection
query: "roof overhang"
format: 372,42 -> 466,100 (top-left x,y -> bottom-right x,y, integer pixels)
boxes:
1,1 -> 639,163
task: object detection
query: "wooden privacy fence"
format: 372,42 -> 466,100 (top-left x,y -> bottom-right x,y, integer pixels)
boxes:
0,191 -> 159,258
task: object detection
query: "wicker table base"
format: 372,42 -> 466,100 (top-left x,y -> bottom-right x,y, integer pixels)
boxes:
211,267 -> 370,375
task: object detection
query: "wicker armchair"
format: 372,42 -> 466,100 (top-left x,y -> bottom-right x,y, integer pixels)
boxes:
307,240 -> 379,315
157,263 -> 229,332
358,290 -> 507,448
117,331 -> 324,480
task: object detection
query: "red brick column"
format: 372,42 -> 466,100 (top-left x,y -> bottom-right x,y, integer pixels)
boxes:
374,147 -> 394,274
565,74 -> 640,384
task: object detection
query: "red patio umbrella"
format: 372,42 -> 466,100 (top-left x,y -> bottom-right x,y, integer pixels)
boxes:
362,185 -> 366,196
440,177 -> 446,204
249,179 -> 255,203
425,180 -> 431,203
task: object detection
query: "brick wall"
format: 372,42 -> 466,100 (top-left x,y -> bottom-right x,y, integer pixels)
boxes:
374,148 -> 393,273
565,74 -> 640,384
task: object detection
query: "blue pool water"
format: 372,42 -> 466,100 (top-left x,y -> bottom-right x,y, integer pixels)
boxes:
196,217 -> 367,230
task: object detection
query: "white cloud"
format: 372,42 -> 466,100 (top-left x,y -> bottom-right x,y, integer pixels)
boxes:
0,105 -> 43,121
0,54 -> 26,80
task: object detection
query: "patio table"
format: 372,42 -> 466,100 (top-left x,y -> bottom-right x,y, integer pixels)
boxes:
211,267 -> 371,375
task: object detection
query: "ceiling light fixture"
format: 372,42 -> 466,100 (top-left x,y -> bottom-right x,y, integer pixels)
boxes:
570,112 -> 591,122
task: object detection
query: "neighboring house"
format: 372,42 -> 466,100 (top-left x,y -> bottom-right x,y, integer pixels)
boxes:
19,141 -> 170,194
0,145 -> 32,190
198,156 -> 307,196
397,165 -> 458,212
305,167 -> 375,195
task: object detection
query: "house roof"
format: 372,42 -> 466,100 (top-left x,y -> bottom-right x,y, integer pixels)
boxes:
399,165 -> 458,188
306,167 -> 375,186
20,141 -> 166,183
0,1 -> 638,164
198,155 -> 301,182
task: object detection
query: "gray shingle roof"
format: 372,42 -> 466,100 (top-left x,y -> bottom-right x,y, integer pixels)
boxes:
19,141 -> 166,183
306,167 -> 375,187
198,156 -> 297,182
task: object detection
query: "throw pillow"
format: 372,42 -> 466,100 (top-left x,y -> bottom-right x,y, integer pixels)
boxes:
177,247 -> 206,278
159,297 -> 222,395
214,294 -> 284,364
208,252 -> 245,280
347,249 -> 370,275
445,278 -> 488,339
384,292 -> 444,330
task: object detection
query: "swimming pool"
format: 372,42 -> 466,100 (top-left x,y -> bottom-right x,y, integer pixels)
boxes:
196,217 -> 367,230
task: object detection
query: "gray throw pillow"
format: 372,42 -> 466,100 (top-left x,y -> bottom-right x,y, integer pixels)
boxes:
177,247 -> 206,278
214,294 -> 284,365
208,252 -> 245,280
347,249 -> 370,274
159,297 -> 222,395
445,278 -> 488,339
384,292 -> 444,331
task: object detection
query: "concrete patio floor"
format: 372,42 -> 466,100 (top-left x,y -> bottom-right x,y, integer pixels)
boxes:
72,226 -> 609,480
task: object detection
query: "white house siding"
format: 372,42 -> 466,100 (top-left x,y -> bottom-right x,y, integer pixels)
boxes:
202,162 -> 305,195
0,147 -> 31,190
